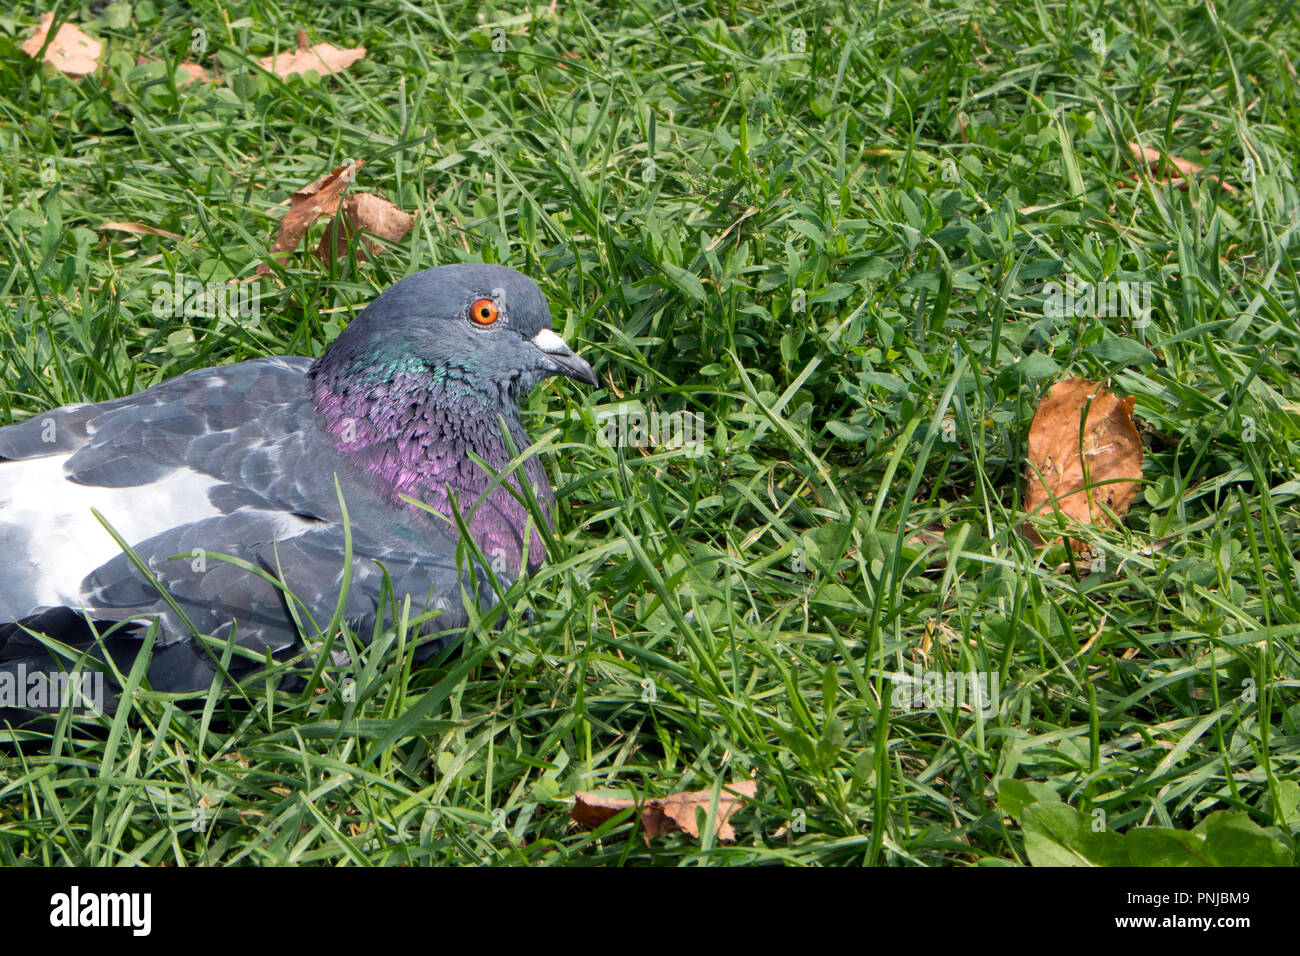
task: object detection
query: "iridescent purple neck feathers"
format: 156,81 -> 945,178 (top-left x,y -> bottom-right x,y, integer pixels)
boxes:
308,357 -> 553,578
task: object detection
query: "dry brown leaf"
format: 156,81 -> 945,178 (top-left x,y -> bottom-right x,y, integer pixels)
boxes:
647,780 -> 757,843
22,13 -> 101,77
1022,377 -> 1144,549
316,193 -> 414,262
100,221 -> 183,240
1129,142 -> 1204,179
1126,142 -> 1236,195
259,29 -> 366,79
133,57 -> 211,84
177,61 -> 209,84
903,525 -> 947,552
572,780 -> 757,845
259,161 -> 365,273
570,791 -> 639,829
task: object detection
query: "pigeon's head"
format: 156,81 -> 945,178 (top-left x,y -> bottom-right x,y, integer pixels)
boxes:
311,263 -> 596,406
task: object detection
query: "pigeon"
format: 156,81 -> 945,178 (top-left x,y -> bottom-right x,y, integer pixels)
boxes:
0,263 -> 595,723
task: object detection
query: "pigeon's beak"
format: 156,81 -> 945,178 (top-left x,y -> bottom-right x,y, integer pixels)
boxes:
532,328 -> 597,386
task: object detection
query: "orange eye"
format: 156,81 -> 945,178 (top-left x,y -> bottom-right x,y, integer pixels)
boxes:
470,298 -> 499,325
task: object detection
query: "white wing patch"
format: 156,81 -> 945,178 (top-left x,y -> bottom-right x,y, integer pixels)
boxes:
0,454 -> 224,607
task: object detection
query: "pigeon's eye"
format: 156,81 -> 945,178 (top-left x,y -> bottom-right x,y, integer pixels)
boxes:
470,298 -> 499,326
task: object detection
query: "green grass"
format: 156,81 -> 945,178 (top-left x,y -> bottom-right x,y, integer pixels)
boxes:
1,0 -> 1299,865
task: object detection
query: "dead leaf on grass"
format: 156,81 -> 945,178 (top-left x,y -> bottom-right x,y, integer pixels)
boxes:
1126,142 -> 1237,195
99,221 -> 183,240
1021,377 -> 1144,549
316,193 -> 414,262
22,13 -> 101,77
177,62 -> 210,84
133,57 -> 211,84
258,160 -> 364,273
260,28 -> 366,79
570,791 -> 639,829
572,780 -> 757,845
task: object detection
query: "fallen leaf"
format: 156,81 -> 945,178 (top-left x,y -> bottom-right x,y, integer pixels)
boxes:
259,29 -> 366,79
1126,142 -> 1236,195
903,524 -> 947,552
1022,377 -> 1143,549
572,780 -> 757,845
1129,142 -> 1205,180
647,780 -> 757,843
99,221 -> 183,240
316,193 -> 414,262
133,57 -> 211,84
177,61 -> 209,84
22,13 -> 102,77
570,791 -> 639,829
259,160 -> 365,273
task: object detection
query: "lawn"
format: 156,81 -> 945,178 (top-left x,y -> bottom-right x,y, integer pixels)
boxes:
1,0 -> 1298,865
